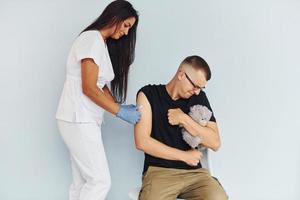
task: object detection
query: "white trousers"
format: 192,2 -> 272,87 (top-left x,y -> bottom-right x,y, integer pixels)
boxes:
57,120 -> 111,200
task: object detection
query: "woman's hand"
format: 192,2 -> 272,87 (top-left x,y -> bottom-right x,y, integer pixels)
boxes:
116,104 -> 141,124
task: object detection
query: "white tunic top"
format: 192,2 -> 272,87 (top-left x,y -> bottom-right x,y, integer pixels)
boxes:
56,30 -> 115,123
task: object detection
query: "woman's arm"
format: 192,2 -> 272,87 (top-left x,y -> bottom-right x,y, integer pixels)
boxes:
81,58 -> 119,115
102,84 -> 116,102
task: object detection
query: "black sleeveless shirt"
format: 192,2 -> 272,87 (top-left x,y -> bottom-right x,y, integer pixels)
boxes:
137,84 -> 216,174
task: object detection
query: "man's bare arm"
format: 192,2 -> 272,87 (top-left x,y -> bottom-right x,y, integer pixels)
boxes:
181,115 -> 221,151
168,108 -> 221,151
134,92 -> 201,166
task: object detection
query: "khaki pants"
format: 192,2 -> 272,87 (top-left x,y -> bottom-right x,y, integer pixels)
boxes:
139,166 -> 228,200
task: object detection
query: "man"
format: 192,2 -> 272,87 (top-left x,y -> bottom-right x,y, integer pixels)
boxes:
134,55 -> 228,200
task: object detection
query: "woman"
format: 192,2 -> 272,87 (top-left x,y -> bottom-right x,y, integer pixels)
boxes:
55,1 -> 140,199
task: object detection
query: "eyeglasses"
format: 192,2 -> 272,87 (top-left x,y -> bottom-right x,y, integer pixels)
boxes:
184,72 -> 205,91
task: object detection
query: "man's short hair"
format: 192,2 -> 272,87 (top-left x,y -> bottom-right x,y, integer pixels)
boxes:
180,55 -> 211,81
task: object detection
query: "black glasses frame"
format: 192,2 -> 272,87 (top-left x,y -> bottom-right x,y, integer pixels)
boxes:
184,72 -> 205,90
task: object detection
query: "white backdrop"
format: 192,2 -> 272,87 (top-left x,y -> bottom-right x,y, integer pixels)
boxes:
0,0 -> 299,199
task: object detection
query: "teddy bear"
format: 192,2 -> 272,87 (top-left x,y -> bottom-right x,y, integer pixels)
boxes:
181,105 -> 212,150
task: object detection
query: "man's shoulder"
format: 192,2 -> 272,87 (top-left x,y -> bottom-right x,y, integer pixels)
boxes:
137,84 -> 162,94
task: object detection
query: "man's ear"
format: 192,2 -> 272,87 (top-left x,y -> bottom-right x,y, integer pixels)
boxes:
177,69 -> 185,81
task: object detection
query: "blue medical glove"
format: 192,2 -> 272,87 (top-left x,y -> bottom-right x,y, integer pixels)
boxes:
116,104 -> 141,124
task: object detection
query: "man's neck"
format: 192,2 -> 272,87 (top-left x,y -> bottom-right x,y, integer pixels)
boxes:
165,80 -> 180,101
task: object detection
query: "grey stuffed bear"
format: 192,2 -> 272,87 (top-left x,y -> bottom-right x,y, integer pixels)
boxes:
181,105 -> 212,150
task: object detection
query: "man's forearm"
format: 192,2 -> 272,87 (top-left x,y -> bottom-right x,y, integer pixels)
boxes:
137,137 -> 185,161
180,114 -> 220,151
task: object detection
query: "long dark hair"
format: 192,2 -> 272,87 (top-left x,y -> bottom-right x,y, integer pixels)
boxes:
82,0 -> 139,103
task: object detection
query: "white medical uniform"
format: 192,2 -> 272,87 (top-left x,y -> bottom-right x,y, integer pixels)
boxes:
56,30 -> 115,200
